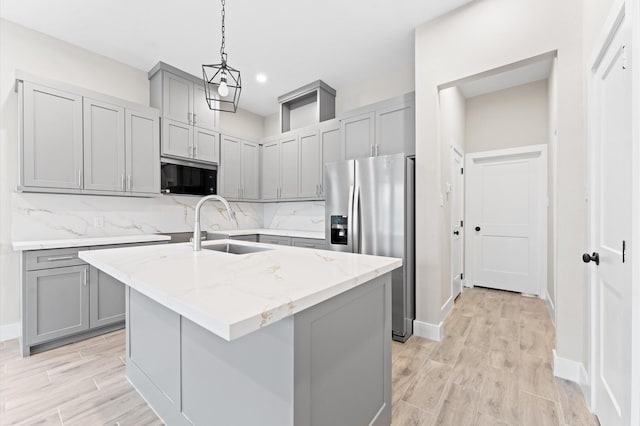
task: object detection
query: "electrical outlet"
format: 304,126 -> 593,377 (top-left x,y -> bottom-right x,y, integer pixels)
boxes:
93,216 -> 104,228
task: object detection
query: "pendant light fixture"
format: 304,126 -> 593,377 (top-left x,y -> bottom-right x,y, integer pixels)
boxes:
202,0 -> 242,113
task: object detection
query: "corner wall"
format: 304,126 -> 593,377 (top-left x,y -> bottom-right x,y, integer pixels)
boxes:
415,0 -> 587,365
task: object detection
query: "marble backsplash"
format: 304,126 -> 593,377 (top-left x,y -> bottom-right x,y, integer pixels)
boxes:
12,193 -> 325,241
263,201 -> 325,232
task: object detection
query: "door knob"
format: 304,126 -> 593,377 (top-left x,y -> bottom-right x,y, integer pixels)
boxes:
453,230 -> 460,236
582,252 -> 600,266
475,226 -> 481,232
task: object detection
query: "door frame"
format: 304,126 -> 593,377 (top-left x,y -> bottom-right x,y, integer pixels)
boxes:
450,144 -> 465,299
587,0 -> 640,419
464,144 -> 548,298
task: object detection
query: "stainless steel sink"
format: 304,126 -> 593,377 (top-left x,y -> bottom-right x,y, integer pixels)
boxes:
202,243 -> 273,255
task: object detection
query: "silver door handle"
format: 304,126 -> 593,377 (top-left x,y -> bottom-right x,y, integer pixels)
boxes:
194,145 -> 198,157
375,144 -> 379,156
347,184 -> 354,248
83,268 -> 88,286
353,185 -> 361,253
188,112 -> 192,124
78,170 -> 83,188
193,113 -> 197,125
121,174 -> 125,190
370,145 -> 373,156
127,175 -> 132,190
46,255 -> 74,261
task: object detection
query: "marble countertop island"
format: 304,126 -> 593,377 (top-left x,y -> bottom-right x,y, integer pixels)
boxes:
78,240 -> 401,341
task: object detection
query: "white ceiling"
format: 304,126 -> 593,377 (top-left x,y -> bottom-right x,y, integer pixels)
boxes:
458,57 -> 554,99
0,0 -> 472,116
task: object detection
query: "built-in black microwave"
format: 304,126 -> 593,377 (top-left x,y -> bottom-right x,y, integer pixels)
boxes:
161,159 -> 217,196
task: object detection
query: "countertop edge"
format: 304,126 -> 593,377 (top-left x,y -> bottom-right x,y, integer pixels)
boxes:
12,234 -> 172,251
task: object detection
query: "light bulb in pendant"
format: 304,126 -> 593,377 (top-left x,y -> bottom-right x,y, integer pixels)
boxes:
218,72 -> 229,97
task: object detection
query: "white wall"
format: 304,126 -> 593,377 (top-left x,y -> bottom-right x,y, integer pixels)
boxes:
465,80 -> 549,153
415,0 -> 588,367
438,87 -> 466,308
0,19 -> 265,330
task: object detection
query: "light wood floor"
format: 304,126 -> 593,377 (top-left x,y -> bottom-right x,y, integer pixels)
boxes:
0,287 -> 597,425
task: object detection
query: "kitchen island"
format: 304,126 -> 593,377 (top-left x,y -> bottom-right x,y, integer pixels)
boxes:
79,239 -> 401,426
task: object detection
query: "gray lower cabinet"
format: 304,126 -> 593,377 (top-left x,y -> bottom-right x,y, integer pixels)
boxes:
89,266 -> 125,328
259,235 -> 292,245
291,237 -> 327,250
26,265 -> 90,345
230,235 -> 259,242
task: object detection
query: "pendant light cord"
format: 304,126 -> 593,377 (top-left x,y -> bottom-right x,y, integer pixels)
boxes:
220,0 -> 226,62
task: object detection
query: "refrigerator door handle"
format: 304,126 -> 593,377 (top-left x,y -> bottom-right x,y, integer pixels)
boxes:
347,184 -> 354,249
352,185 -> 361,253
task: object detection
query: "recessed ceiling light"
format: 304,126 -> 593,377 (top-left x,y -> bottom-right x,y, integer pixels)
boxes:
256,73 -> 267,83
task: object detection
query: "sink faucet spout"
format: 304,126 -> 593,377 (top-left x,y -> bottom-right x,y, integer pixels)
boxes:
193,195 -> 236,251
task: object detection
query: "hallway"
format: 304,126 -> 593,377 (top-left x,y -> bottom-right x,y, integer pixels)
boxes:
391,287 -> 598,426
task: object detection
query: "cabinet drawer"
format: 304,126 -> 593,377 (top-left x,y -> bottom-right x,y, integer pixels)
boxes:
291,237 -> 327,250
26,247 -> 88,271
258,235 -> 292,246
230,235 -> 259,242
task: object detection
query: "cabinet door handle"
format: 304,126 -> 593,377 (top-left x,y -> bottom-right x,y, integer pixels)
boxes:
83,268 -> 88,286
188,112 -> 192,124
194,145 -> 198,158
78,170 -> 83,188
193,113 -> 197,125
46,255 -> 74,261
370,145 -> 373,156
127,175 -> 132,191
375,144 -> 379,156
121,174 -> 125,190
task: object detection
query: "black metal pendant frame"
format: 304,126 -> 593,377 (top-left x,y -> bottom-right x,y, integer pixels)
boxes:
202,61 -> 242,113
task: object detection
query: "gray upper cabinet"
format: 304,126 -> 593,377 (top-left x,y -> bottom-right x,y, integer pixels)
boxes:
193,127 -> 219,164
241,140 -> 260,200
220,135 -> 242,198
26,265 -> 90,345
149,63 -> 219,165
261,140 -> 280,200
126,108 -> 161,194
162,72 -> 193,125
279,135 -> 299,199
340,92 -> 415,160
219,135 -> 259,200
83,98 -> 126,192
162,118 -> 193,159
319,121 -> 342,198
18,75 -> 160,197
376,101 -> 415,157
342,112 -> 375,160
298,129 -> 320,198
21,82 -> 83,190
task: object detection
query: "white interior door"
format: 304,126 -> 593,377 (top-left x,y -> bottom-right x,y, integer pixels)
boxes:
465,145 -> 547,295
589,13 -> 632,426
451,147 -> 464,298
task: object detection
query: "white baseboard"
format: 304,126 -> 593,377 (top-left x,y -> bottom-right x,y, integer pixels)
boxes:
413,319 -> 443,342
441,295 -> 454,317
545,288 -> 556,326
553,349 -> 590,406
0,322 -> 20,342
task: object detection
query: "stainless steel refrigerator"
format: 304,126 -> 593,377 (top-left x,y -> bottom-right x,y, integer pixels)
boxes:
325,154 -> 415,341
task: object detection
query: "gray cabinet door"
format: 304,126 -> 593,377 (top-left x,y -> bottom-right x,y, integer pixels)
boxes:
89,266 -> 125,328
193,127 -> 219,164
291,237 -> 327,250
241,141 -> 260,200
22,82 -> 83,190
376,102 -> 415,156
298,129 -> 320,198
258,235 -> 292,245
26,265 -> 89,345
279,135 -> 299,199
193,84 -> 217,131
261,141 -> 280,200
319,123 -> 341,197
162,118 -> 193,159
83,98 -> 126,192
126,108 -> 160,194
342,112 -> 375,160
230,234 -> 259,242
220,135 -> 242,198
162,72 -> 193,125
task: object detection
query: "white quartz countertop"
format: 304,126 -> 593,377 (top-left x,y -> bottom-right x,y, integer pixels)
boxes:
78,240 -> 401,341
209,228 -> 325,240
12,234 -> 171,251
